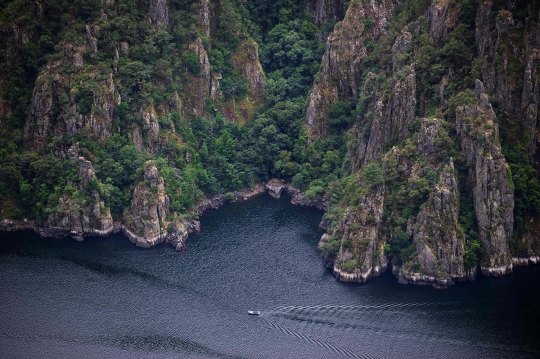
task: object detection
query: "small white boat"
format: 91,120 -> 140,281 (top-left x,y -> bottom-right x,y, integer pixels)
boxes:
248,310 -> 261,315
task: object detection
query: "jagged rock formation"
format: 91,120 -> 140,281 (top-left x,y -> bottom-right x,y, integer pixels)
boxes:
23,42 -> 118,151
44,156 -> 114,241
122,162 -> 199,250
306,0 -> 401,140
401,160 -> 467,287
150,0 -> 170,27
122,162 -> 171,248
456,80 -> 514,276
476,1 -> 540,161
331,183 -> 388,283
306,0 -> 344,26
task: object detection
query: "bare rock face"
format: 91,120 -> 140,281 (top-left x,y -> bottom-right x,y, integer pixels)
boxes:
306,0 -> 344,26
232,40 -> 265,104
512,214 -> 540,265
391,30 -> 412,72
266,178 -> 284,199
150,0 -> 169,27
331,182 -> 387,283
476,2 -> 540,163
349,67 -> 416,169
140,106 -> 160,153
306,0 -> 401,141
387,68 -> 416,142
184,37 -> 211,116
456,80 -> 514,276
85,24 -> 100,53
427,0 -> 459,47
23,43 -> 117,152
198,0 -> 211,37
417,117 -> 442,155
122,163 -> 170,248
405,160 -> 466,287
45,157 -> 114,241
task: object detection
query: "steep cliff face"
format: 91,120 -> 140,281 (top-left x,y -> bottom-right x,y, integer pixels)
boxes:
348,66 -> 416,170
476,1 -> 540,159
306,0 -> 344,26
401,160 -> 467,287
184,37 -> 212,117
456,80 -> 514,275
331,182 -> 388,283
150,0 -> 170,27
23,41 -> 117,152
44,156 -> 113,241
306,0 -> 401,141
121,162 -> 199,250
122,163 -> 170,248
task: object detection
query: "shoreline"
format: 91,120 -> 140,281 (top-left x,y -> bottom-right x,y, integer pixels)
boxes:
0,179 -> 324,247
2,180 -> 538,288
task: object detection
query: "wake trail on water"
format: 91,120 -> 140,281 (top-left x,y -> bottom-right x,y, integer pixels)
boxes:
259,301 -> 539,359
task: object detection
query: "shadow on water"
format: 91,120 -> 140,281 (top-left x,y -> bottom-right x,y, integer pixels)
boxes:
1,196 -> 540,359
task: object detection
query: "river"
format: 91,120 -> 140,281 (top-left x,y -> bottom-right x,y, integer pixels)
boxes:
1,194 -> 539,358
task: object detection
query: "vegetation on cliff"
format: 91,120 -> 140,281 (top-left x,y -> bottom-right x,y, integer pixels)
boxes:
0,0 -> 539,286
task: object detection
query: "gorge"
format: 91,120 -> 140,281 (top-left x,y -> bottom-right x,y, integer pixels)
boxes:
1,0 -> 540,290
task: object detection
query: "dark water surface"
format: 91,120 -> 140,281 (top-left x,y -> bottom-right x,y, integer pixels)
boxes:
1,195 -> 539,358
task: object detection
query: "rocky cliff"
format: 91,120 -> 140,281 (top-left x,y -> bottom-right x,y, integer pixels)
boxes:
314,0 -> 540,287
455,80 -> 514,276
1,0 -> 539,288
42,155 -> 114,241
306,0 -> 401,140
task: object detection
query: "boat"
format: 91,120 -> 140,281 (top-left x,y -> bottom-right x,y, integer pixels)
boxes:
248,310 -> 261,315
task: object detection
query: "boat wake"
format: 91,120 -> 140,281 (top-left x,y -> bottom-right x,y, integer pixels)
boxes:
259,301 -> 538,359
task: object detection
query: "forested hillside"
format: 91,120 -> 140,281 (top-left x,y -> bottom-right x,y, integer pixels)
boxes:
1,0 -> 539,287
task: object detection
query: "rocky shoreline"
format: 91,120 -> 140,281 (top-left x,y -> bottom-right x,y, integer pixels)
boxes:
0,179 -> 320,249
2,178 -> 538,289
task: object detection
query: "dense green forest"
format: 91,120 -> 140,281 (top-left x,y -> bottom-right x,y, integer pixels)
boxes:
0,0 -> 539,283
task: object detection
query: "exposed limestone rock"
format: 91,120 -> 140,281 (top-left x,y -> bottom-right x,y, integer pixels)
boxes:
456,80 -> 514,275
406,160 -> 467,287
349,67 -> 416,169
198,0 -> 211,38
73,51 -> 84,68
476,2 -> 540,164
512,213 -> 540,262
85,24 -> 100,53
391,30 -> 412,72
150,0 -> 169,27
211,72 -> 222,101
141,106 -> 160,153
332,183 -> 388,283
131,126 -> 144,151
306,0 -> 401,141
417,117 -> 441,154
23,43 -> 116,152
45,157 -> 114,241
23,66 -> 55,151
387,68 -> 416,142
122,163 -> 170,248
427,0 -> 459,47
118,163 -> 203,250
232,40 -> 265,104
266,178 -> 284,199
185,37 -> 211,116
306,0 -> 344,26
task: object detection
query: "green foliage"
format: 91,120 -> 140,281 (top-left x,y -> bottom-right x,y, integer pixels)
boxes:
362,162 -> 383,187
341,259 -> 358,272
184,53 -> 202,75
386,228 -> 415,265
